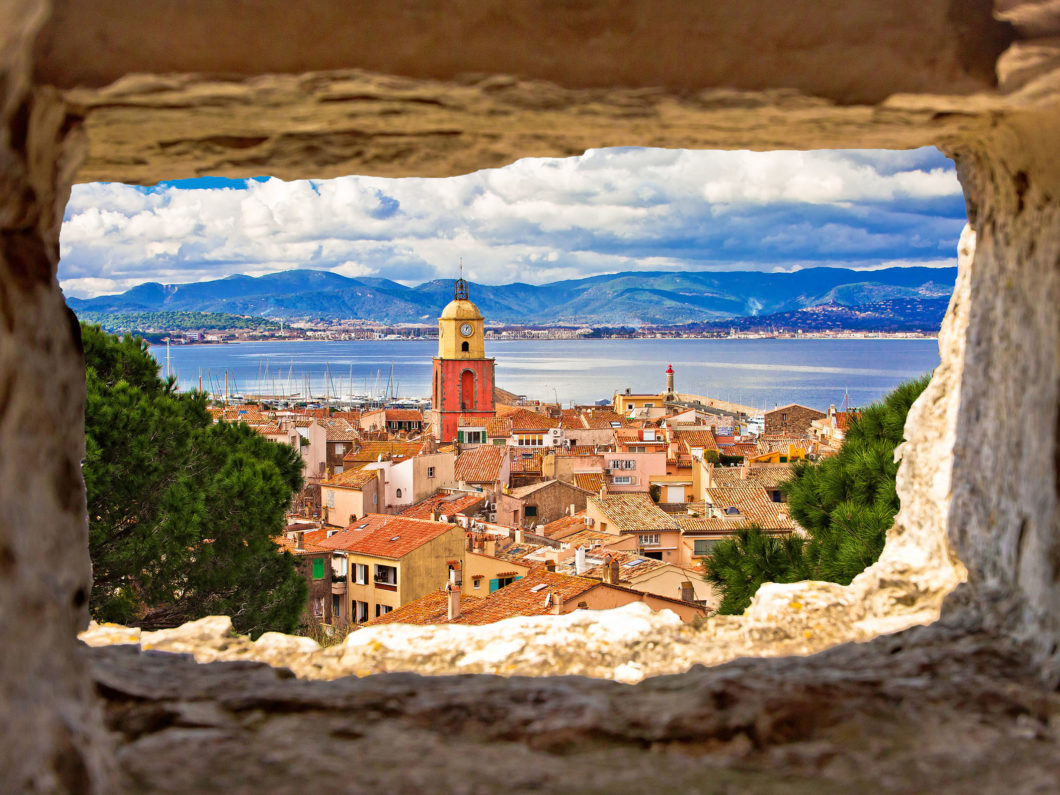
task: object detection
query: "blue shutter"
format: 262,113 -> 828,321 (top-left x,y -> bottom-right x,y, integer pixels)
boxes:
489,578 -> 500,593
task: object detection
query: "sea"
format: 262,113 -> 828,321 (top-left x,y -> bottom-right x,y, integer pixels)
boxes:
150,338 -> 940,412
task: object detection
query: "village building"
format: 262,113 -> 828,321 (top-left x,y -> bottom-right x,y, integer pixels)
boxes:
359,408 -> 424,435
321,514 -> 465,624
555,548 -> 716,609
585,492 -> 684,563
363,450 -> 457,511
320,468 -> 385,528
764,403 -> 827,436
462,543 -> 533,596
508,448 -> 545,489
602,450 -> 667,492
494,479 -> 593,529
454,444 -> 510,493
320,419 -> 360,476
363,568 -> 706,627
399,491 -> 486,522
275,527 -> 337,625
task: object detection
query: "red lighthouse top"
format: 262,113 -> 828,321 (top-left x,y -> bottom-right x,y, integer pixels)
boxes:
666,363 -> 674,374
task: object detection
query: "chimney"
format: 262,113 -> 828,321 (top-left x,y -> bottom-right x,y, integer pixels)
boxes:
295,531 -> 305,551
569,503 -> 576,516
431,506 -> 441,522
575,545 -> 588,576
599,484 -> 608,499
446,581 -> 461,620
680,581 -> 695,602
545,559 -> 556,572
603,555 -> 620,585
514,528 -> 523,544
551,592 -> 564,616
483,538 -> 496,557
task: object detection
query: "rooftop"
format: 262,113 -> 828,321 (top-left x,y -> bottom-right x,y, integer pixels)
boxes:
318,514 -> 459,559
587,493 -> 681,533
399,491 -> 486,520
321,468 -> 380,489
455,444 -> 506,483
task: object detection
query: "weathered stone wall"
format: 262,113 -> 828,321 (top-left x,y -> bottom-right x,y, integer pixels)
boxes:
944,107 -> 1060,683
0,2 -> 111,791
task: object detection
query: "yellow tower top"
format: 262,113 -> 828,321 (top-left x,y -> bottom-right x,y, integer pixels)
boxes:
438,274 -> 485,358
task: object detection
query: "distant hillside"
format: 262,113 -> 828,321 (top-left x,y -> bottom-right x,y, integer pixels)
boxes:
67,267 -> 957,327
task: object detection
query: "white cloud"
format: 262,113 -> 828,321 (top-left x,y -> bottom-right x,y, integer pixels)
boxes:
59,147 -> 965,298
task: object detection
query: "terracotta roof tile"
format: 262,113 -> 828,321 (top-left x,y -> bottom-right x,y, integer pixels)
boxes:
362,590 -> 485,626
399,492 -> 486,519
318,514 -> 459,559
587,493 -> 681,534
509,449 -> 543,474
343,440 -> 427,465
541,513 -> 589,540
455,445 -> 506,484
573,471 -> 605,493
485,417 -> 512,437
674,429 -> 720,452
504,408 -> 560,432
322,468 -> 381,489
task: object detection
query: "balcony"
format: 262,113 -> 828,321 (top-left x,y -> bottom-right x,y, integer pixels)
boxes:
331,579 -> 347,594
374,580 -> 398,592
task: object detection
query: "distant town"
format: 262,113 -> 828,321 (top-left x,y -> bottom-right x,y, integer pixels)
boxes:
80,311 -> 937,345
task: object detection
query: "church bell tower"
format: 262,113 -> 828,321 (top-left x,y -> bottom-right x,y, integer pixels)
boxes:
431,274 -> 496,441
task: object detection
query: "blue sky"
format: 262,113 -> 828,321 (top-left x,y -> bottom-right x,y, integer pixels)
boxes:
59,147 -> 966,298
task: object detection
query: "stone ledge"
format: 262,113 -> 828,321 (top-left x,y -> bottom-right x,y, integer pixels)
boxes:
89,623 -> 1060,793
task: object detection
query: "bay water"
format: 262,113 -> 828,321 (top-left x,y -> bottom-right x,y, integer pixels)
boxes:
152,337 -> 940,412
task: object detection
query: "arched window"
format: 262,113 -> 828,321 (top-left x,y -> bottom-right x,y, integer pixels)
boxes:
395,488 -> 402,499
461,341 -> 469,352
461,369 -> 476,410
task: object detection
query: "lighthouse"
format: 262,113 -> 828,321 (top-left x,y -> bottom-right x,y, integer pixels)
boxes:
665,363 -> 675,400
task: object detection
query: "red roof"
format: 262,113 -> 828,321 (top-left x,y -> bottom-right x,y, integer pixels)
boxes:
455,445 -> 506,484
318,514 -> 459,559
400,492 -> 486,519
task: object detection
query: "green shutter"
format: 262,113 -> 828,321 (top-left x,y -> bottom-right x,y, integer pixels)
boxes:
489,578 -> 500,593
312,558 -> 325,580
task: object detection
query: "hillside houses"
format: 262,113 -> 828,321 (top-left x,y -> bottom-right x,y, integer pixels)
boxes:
233,363 -> 843,631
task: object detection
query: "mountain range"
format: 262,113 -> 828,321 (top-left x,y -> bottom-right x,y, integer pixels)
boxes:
66,267 -> 957,327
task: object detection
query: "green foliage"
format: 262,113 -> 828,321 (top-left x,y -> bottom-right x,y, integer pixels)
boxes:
76,310 -> 281,335
648,484 -> 661,503
703,374 -> 931,615
703,525 -> 808,615
83,323 -> 307,636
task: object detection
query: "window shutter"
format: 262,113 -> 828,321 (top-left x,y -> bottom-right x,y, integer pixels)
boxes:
489,578 -> 500,593
312,558 -> 325,580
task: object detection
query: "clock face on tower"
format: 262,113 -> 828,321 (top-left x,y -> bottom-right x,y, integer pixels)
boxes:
460,323 -> 474,337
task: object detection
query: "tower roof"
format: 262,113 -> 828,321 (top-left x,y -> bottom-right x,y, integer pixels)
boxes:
440,274 -> 482,320
666,363 -> 674,374
440,298 -> 483,321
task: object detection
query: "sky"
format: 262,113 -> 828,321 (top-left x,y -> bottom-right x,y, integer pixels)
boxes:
59,147 -> 967,299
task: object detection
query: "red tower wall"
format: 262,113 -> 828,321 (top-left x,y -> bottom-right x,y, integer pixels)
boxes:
432,357 -> 495,441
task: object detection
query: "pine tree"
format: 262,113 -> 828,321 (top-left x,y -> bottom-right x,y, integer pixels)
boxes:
703,525 -> 808,615
704,374 -> 931,614
83,323 -> 307,636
